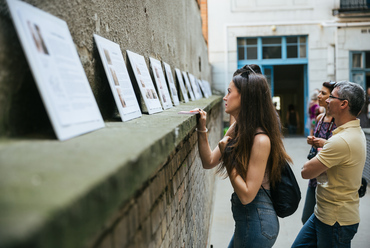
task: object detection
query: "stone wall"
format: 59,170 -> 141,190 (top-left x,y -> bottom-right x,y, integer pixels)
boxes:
0,0 -> 211,137
0,96 -> 223,248
91,101 -> 222,248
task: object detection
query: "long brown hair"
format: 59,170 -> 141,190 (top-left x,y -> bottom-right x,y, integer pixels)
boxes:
219,66 -> 292,188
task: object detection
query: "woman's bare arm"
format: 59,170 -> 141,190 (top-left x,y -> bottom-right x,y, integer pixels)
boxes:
197,110 -> 236,169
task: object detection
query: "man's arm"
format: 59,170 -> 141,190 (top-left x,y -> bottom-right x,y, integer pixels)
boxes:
301,157 -> 328,179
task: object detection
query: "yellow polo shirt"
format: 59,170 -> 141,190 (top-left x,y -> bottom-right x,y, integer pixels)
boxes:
315,119 -> 366,226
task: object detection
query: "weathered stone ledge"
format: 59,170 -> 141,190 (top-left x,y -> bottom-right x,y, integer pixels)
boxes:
0,95 -> 223,247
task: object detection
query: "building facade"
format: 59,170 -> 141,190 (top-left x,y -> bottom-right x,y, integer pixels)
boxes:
208,0 -> 370,134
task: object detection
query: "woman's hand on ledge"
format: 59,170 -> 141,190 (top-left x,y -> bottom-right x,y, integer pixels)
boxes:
197,108 -> 207,132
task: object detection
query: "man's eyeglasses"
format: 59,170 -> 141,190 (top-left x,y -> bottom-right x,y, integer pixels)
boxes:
329,95 -> 346,101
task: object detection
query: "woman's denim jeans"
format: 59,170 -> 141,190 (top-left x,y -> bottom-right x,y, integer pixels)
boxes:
292,214 -> 359,248
301,185 -> 316,225
228,189 -> 279,248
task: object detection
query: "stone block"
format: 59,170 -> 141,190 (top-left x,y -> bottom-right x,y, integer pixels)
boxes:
127,203 -> 139,241
95,234 -> 113,248
137,187 -> 151,224
141,216 -> 152,245
113,216 -> 129,248
150,204 -> 161,236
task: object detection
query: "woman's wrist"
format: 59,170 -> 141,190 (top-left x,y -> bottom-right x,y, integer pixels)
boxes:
196,128 -> 208,133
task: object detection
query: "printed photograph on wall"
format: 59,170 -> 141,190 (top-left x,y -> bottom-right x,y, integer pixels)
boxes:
127,50 -> 163,114
163,62 -> 180,106
27,21 -> 49,55
202,80 -> 212,97
188,73 -> 203,100
7,0 -> 104,140
175,68 -> 189,103
94,34 -> 142,122
149,57 -> 173,110
103,48 -> 112,65
197,79 -> 209,98
182,71 -> 195,101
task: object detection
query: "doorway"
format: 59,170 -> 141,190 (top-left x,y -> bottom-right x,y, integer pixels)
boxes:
273,65 -> 305,135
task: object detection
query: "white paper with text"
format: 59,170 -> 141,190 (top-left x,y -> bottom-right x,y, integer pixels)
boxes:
182,71 -> 195,101
149,58 -> 173,110
126,50 -> 163,114
7,0 -> 104,140
198,79 -> 209,98
163,62 -> 180,106
94,34 -> 141,121
175,68 -> 189,103
188,73 -> 202,99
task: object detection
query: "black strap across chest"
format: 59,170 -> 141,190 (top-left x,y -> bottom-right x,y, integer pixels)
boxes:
314,115 -> 335,140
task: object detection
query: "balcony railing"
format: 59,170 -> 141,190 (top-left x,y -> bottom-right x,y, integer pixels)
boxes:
340,0 -> 370,10
333,0 -> 370,16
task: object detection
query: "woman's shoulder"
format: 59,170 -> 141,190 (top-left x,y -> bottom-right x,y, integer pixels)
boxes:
254,131 -> 271,145
253,133 -> 271,157
316,113 -> 324,121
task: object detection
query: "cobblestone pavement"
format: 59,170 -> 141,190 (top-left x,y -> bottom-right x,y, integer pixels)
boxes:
208,136 -> 370,248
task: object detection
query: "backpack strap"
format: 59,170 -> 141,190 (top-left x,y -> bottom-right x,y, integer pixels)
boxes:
255,131 -> 267,135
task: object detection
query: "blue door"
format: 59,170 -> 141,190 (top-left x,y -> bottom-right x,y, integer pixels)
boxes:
262,65 -> 274,95
237,36 -> 309,135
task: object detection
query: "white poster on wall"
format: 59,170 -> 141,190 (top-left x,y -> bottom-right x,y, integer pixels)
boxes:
198,79 -> 209,98
163,62 -> 180,106
182,71 -> 195,101
94,34 -> 141,122
149,57 -> 173,110
126,50 -> 163,114
175,68 -> 189,103
7,0 -> 104,141
188,73 -> 202,99
202,80 -> 212,97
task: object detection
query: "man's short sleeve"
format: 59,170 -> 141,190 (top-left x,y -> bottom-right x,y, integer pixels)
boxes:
316,135 -> 348,169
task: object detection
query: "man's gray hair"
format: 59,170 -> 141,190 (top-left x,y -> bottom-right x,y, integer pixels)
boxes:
335,81 -> 365,117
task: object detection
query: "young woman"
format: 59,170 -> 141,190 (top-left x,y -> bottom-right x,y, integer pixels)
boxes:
308,92 -> 320,136
197,64 -> 292,247
301,81 -> 336,224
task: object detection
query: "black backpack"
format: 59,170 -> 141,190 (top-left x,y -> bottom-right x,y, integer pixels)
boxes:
359,177 -> 367,198
262,161 -> 301,218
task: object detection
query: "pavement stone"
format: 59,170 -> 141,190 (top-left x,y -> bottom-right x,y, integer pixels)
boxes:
208,136 -> 370,247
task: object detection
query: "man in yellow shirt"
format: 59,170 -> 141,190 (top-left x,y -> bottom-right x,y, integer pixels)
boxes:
292,81 -> 366,248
